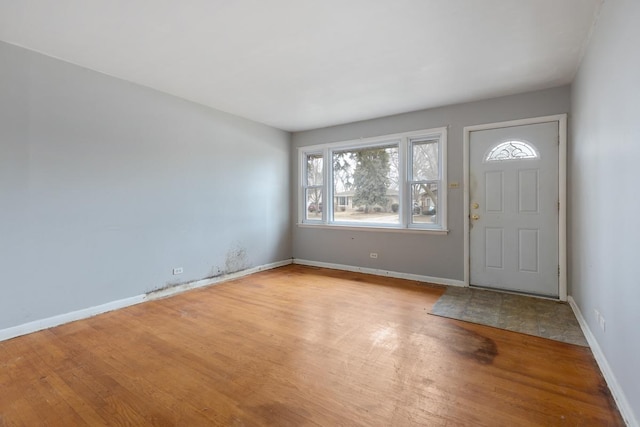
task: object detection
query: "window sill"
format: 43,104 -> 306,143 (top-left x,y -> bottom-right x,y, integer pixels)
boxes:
297,223 -> 449,235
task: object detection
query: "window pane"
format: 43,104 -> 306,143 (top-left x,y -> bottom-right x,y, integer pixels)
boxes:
305,188 -> 322,221
411,183 -> 438,224
306,154 -> 323,186
412,140 -> 438,180
333,145 -> 399,224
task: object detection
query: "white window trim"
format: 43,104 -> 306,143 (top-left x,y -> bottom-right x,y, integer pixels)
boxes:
297,223 -> 449,235
298,127 -> 448,232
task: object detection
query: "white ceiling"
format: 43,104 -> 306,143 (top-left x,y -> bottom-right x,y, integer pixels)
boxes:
0,1 -> 601,132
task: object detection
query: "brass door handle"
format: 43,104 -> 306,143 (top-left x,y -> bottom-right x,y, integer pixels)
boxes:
471,214 -> 480,220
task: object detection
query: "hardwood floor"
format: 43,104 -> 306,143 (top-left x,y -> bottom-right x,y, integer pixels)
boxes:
0,265 -> 624,426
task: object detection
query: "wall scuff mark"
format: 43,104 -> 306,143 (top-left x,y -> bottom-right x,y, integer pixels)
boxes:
225,244 -> 249,274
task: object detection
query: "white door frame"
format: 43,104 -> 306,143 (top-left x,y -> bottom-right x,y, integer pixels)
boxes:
463,114 -> 567,301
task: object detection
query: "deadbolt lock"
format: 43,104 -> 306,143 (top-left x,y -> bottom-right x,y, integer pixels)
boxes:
471,214 -> 480,220
472,203 -> 479,209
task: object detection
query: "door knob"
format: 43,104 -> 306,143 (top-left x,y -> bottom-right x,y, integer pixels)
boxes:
472,203 -> 479,209
471,214 -> 480,220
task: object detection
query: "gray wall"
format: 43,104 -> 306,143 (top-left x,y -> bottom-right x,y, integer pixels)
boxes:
0,41 -> 291,330
570,0 -> 640,421
291,87 -> 570,281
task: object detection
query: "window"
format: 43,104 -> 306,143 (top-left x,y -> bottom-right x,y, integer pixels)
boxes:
303,153 -> 323,222
299,127 -> 447,231
410,138 -> 440,225
485,140 -> 538,162
333,143 -> 400,225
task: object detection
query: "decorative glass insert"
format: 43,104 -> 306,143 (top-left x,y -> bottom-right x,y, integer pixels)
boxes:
485,140 -> 538,162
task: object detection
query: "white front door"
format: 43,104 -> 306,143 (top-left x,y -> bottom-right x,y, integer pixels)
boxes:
469,122 -> 559,297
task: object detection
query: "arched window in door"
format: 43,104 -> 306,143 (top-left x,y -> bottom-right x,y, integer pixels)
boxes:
485,140 -> 538,162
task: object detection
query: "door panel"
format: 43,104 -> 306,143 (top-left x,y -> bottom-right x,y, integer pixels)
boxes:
518,229 -> 539,272
485,228 -> 504,269
470,122 -> 559,297
518,170 -> 539,213
485,172 -> 503,212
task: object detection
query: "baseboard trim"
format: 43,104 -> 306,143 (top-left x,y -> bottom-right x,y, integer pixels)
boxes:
0,294 -> 147,342
568,296 -> 637,427
0,259 -> 293,343
293,258 -> 465,287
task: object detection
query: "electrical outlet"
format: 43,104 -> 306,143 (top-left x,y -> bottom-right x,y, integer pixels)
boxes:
599,315 -> 606,332
594,309 -> 600,321
370,252 -> 378,259
173,267 -> 184,275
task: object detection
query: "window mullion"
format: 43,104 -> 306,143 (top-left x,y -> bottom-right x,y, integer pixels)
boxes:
439,129 -> 447,230
300,150 -> 305,223
399,137 -> 408,227
323,147 -> 331,224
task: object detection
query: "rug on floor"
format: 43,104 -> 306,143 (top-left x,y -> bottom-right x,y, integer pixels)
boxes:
430,287 -> 588,347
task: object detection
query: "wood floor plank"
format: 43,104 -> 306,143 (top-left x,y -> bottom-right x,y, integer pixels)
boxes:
0,265 -> 624,426
41,330 -> 215,426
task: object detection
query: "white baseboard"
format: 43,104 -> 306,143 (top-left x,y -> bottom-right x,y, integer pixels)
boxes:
0,259 -> 293,343
568,296 -> 638,427
0,294 -> 146,342
293,258 -> 465,287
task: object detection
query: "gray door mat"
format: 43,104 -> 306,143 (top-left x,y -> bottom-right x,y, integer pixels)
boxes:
430,286 -> 588,347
